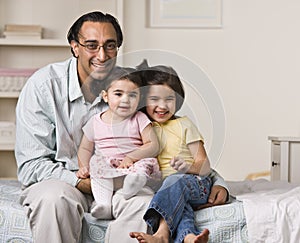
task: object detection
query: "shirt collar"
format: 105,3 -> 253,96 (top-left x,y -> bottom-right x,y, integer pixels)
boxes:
69,57 -> 83,102
68,58 -> 105,106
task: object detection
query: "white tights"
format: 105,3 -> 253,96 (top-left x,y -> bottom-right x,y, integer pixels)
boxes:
91,174 -> 147,219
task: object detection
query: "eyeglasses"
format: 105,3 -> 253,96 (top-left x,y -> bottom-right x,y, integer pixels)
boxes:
77,40 -> 118,53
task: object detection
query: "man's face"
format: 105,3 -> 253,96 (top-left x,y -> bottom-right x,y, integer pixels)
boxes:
71,21 -> 118,84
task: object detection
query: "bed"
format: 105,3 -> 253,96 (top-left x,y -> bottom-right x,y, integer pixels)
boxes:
0,178 -> 298,243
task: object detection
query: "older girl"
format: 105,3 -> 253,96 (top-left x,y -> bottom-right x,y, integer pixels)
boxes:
131,64 -> 213,243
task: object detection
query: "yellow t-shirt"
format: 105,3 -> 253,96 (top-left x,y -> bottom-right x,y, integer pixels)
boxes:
152,116 -> 204,179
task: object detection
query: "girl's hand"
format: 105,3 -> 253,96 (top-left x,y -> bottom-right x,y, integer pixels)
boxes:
118,157 -> 134,169
76,166 -> 90,178
170,157 -> 189,173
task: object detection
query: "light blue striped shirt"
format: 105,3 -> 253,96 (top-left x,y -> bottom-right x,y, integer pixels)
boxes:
15,57 -> 107,187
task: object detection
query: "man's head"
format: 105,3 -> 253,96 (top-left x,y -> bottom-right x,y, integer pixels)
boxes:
67,11 -> 123,83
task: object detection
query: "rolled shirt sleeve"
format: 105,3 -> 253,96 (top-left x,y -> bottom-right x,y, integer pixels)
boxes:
210,169 -> 230,201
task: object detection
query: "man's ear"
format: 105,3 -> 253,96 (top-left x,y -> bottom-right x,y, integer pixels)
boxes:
102,90 -> 108,103
70,40 -> 79,58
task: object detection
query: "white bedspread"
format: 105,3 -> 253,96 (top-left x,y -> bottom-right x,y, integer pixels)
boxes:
231,179 -> 300,243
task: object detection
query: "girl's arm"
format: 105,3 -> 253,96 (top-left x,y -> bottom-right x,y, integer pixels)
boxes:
170,140 -> 211,176
187,140 -> 211,176
76,134 -> 94,178
118,124 -> 159,168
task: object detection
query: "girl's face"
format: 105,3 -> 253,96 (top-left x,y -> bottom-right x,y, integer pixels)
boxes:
103,79 -> 140,120
146,84 -> 176,123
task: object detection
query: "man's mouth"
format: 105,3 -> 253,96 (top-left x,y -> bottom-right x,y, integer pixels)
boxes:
91,62 -> 106,69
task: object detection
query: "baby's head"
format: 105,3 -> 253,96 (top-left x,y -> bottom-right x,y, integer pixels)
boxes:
102,67 -> 145,117
103,67 -> 144,90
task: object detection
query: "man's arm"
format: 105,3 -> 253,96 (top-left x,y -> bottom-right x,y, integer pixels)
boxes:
15,74 -> 78,187
210,169 -> 230,194
195,169 -> 230,209
76,178 -> 92,194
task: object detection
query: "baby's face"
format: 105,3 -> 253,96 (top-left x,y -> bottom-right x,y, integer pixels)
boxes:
104,79 -> 140,120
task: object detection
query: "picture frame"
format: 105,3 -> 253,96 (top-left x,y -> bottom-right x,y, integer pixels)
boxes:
149,0 -> 222,28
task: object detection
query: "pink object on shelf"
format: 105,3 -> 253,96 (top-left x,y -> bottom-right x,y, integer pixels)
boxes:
0,68 -> 37,92
0,68 -> 37,77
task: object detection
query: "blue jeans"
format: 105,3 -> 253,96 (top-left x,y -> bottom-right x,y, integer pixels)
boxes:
144,173 -> 212,243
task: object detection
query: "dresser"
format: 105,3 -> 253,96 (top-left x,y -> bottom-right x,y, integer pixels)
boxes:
268,136 -> 300,184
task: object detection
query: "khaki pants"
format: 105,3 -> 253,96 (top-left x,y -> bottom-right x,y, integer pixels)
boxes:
20,179 -> 90,243
20,179 -> 153,243
105,187 -> 154,243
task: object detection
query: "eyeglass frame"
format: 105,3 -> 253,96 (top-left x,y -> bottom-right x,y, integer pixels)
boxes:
76,39 -> 119,53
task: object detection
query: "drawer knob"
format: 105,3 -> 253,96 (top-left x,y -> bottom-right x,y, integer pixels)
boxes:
272,161 -> 279,167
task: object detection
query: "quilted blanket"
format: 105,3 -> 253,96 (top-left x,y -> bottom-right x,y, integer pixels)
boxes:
0,179 -> 248,243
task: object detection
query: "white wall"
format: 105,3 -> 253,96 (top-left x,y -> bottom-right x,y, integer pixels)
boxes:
122,0 -> 300,181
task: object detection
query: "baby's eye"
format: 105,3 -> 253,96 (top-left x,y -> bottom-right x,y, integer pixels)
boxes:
129,93 -> 138,98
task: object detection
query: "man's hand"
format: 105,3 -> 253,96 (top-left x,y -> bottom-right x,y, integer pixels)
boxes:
76,178 -> 92,195
195,185 -> 228,210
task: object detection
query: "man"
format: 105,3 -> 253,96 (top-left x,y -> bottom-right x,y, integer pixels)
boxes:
15,11 -> 228,243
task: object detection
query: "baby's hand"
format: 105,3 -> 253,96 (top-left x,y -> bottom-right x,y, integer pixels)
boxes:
170,157 -> 189,173
76,166 -> 90,178
111,158 -> 121,168
118,157 -> 134,169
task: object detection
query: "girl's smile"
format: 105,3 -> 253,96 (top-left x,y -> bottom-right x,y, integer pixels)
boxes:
146,84 -> 176,123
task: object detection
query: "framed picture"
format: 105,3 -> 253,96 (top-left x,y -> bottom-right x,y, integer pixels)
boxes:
149,0 -> 222,28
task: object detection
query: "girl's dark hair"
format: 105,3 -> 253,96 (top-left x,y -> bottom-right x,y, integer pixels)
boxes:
137,60 -> 185,114
67,11 -> 123,56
